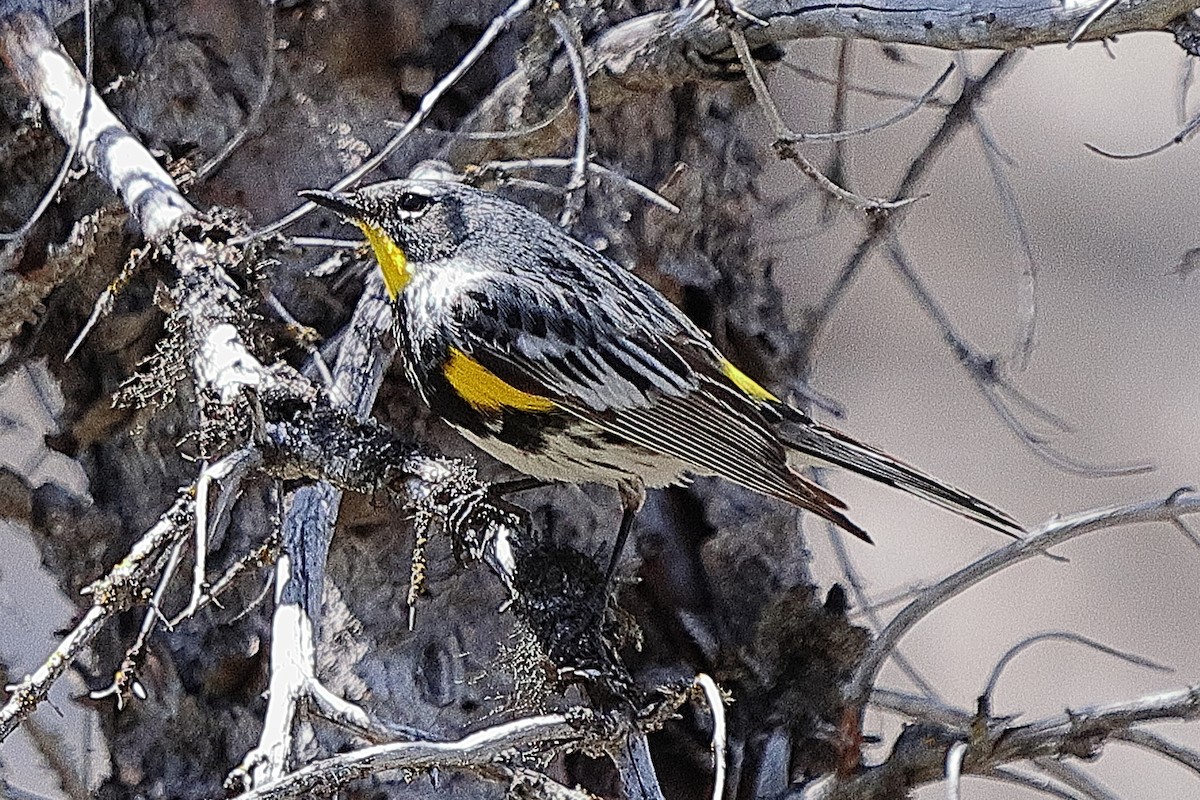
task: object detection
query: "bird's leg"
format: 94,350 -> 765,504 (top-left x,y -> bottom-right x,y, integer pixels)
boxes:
490,477 -> 549,496
604,479 -> 646,590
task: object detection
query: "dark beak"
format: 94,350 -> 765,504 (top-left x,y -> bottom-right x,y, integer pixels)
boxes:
299,189 -> 363,220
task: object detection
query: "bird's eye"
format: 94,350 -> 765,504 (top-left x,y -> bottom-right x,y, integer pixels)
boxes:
396,191 -> 432,215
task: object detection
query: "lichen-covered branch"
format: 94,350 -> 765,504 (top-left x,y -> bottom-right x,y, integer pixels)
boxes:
807,685 -> 1200,799
0,488 -> 193,741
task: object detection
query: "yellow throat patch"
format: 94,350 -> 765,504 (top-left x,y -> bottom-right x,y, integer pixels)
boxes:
443,348 -> 556,414
357,222 -> 410,299
720,358 -> 779,403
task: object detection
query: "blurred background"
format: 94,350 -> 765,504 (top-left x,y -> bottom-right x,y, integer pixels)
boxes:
3,19 -> 1200,800
767,38 -> 1200,799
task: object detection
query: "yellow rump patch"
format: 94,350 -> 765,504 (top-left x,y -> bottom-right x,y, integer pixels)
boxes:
444,348 -> 556,414
356,222 -> 410,299
720,358 -> 779,403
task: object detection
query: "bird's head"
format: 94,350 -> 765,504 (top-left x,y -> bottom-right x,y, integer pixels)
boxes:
301,179 -> 477,300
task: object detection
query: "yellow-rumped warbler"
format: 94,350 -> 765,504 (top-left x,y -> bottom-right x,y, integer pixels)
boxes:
302,179 -> 1021,570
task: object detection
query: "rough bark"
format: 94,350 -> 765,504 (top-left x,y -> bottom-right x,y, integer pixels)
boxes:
2,1 -> 1198,799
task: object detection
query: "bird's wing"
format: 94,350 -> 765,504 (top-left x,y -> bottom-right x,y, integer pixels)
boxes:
447,264 -> 870,540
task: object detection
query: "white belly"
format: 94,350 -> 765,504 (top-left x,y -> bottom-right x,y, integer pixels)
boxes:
451,422 -> 693,491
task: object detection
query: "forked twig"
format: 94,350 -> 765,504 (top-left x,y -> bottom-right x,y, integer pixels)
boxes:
549,10 -> 590,228
249,0 -> 534,240
850,491 -> 1200,707
982,631 -> 1170,706
727,22 -> 917,212
885,236 -> 1151,477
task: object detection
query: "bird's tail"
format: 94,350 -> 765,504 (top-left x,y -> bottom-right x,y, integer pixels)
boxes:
779,418 -> 1023,538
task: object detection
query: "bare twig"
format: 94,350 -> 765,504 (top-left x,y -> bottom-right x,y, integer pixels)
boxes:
779,60 -> 956,108
797,53 -> 1021,366
173,447 -> 260,624
797,62 -> 958,145
982,767 -> 1086,800
823,41 -> 852,221
944,740 -> 967,800
849,491 -> 1200,708
227,714 -> 581,800
88,532 -> 187,708
982,631 -> 1171,705
821,683 -> 1200,799
1068,0 -> 1124,45
971,110 -> 1040,370
0,7 -> 196,239
1032,758 -> 1118,800
613,733 -> 668,800
264,291 -> 335,387
695,674 -> 727,800
0,490 -> 193,740
728,24 -> 916,212
249,0 -> 534,240
818,493 -> 941,700
1113,728 -> 1200,776
884,236 -> 1151,477
473,158 -> 679,212
1084,107 -> 1200,160
193,0 -> 276,182
549,10 -> 590,228
0,0 -> 92,242
20,715 -> 89,800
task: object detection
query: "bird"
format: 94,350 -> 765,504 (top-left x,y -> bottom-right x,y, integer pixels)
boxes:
301,179 -> 1022,579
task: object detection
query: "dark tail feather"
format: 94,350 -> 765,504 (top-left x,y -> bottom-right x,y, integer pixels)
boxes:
795,479 -> 875,544
780,420 -> 1023,538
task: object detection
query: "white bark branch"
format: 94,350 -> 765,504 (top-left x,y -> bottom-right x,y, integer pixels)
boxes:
0,6 -> 196,240
228,714 -> 580,800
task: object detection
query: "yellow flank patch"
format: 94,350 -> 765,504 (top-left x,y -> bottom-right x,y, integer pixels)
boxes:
444,347 -> 556,414
356,222 -> 410,299
720,358 -> 779,403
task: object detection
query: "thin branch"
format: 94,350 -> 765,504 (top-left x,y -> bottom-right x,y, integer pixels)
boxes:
982,767 -> 1086,800
88,532 -> 187,708
971,110 -> 1040,370
0,490 -> 193,740
20,715 -> 90,800
819,497 -> 942,700
0,0 -> 92,241
885,235 -> 1151,477
548,10 -> 590,229
982,631 -> 1171,705
0,7 -> 196,239
792,62 -> 957,145
822,683 -> 1200,799
1113,728 -> 1200,776
248,0 -> 534,240
796,53 -> 1021,367
850,491 -> 1200,707
944,740 -> 967,800
823,40 -> 852,221
613,732 -> 668,800
227,714 -> 580,800
728,23 -> 915,212
1068,0 -> 1124,45
1032,758 -> 1118,800
779,60 -> 955,109
173,448 -> 259,624
473,158 -> 679,212
1084,106 -> 1200,160
695,674 -> 727,800
193,0 -> 277,182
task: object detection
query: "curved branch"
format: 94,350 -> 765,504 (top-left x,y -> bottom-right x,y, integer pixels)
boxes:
228,714 -> 579,800
850,492 -> 1200,706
